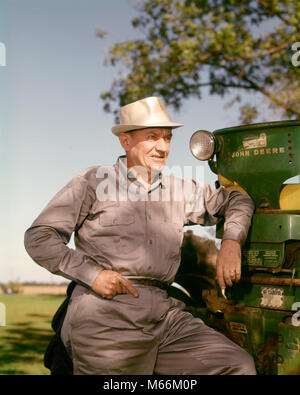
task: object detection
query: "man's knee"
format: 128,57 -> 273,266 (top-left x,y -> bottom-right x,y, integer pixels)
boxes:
211,329 -> 257,375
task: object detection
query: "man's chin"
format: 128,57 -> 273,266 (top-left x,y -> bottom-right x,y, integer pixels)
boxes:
149,157 -> 167,168
150,163 -> 165,174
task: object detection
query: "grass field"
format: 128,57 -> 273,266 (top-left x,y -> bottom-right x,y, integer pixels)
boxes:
0,294 -> 65,375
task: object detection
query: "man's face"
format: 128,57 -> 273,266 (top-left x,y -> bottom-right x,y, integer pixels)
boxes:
119,128 -> 173,174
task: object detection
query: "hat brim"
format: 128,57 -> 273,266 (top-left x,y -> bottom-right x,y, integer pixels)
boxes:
111,122 -> 183,136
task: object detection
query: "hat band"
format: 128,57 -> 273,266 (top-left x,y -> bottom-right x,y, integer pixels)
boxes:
124,126 -> 174,133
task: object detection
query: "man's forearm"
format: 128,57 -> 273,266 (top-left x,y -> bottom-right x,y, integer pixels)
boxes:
24,225 -> 102,287
222,190 -> 255,245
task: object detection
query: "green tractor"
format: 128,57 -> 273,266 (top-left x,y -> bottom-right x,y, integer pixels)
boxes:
175,121 -> 300,375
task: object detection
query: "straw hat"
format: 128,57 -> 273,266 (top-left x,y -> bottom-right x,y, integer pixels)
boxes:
111,96 -> 183,136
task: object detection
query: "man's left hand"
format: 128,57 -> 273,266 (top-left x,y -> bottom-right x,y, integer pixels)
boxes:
216,239 -> 241,290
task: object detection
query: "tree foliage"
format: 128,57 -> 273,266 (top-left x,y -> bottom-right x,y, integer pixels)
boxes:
99,0 -> 300,123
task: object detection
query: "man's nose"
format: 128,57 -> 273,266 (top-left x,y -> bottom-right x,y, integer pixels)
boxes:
156,137 -> 169,153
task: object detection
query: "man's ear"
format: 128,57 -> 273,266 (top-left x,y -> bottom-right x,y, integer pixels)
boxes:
118,132 -> 130,151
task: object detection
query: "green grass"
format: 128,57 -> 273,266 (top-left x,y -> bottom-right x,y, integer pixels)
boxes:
0,294 -> 65,375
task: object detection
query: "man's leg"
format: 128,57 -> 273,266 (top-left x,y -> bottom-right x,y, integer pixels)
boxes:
154,306 -> 256,375
61,285 -> 162,375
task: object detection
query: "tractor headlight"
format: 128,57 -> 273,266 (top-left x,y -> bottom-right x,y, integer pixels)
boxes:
190,130 -> 216,161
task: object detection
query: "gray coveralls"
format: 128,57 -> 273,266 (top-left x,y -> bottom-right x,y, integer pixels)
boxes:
24,156 -> 256,375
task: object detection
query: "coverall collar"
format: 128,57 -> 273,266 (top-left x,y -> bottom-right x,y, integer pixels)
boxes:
116,155 -> 165,193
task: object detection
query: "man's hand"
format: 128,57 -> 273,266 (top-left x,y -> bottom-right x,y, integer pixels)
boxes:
216,239 -> 241,290
92,270 -> 138,299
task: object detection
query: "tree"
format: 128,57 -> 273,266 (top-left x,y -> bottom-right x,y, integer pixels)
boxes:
99,0 -> 300,123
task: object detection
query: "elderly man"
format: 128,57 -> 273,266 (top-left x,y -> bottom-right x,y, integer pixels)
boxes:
24,96 -> 256,375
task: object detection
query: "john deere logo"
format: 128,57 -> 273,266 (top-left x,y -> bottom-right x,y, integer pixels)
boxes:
243,133 -> 267,149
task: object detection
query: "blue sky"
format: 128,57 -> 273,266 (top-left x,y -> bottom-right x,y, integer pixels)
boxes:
0,0 -> 289,283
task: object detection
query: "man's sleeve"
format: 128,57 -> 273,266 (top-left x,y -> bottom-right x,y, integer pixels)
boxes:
24,171 -> 102,287
184,181 -> 255,245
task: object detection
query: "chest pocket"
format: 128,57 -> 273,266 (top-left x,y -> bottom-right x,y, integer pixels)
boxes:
99,212 -> 136,255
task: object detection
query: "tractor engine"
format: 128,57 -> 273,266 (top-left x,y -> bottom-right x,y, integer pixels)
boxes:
181,121 -> 300,375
